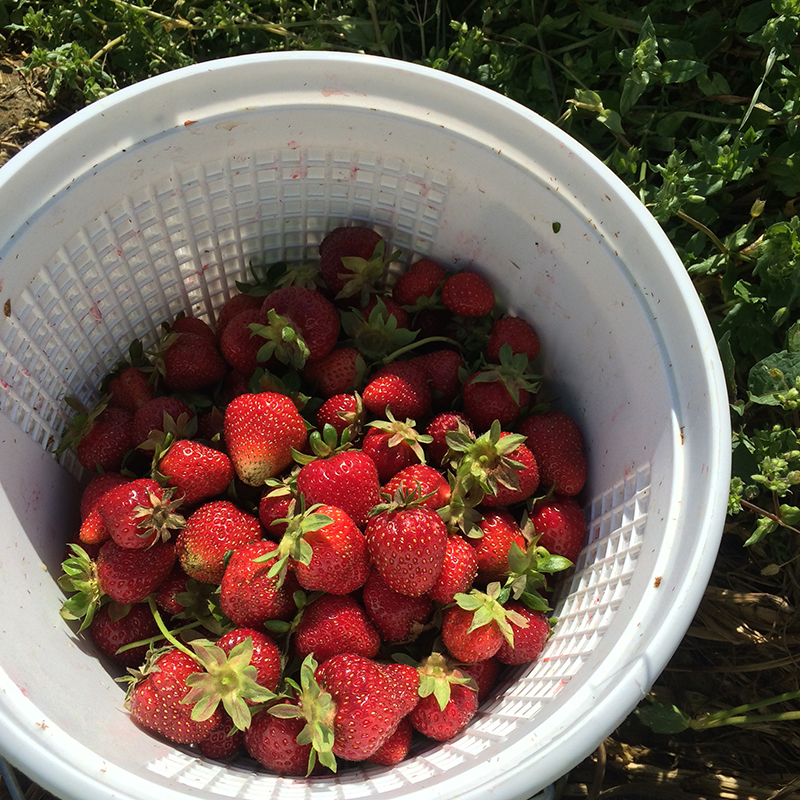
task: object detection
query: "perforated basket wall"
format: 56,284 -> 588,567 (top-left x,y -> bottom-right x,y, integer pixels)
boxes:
0,53 -> 729,800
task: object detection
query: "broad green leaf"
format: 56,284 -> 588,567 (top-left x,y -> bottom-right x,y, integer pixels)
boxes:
636,702 -> 691,734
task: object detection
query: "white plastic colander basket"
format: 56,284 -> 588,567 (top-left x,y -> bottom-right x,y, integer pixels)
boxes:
0,52 -> 730,800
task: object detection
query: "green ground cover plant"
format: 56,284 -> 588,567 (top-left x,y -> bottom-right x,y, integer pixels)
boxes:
1,0 -> 800,796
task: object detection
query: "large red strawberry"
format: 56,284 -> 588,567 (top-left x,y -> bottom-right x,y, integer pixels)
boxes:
530,494 -> 585,563
517,411 -> 587,496
220,541 -> 300,627
294,593 -> 380,663
318,226 -> 389,299
90,602 -> 160,666
441,270 -> 495,317
296,450 -> 380,529
106,367 -> 154,413
216,628 -> 282,692
382,463 -> 451,510
487,316 -> 540,362
163,331 -> 228,393
428,533 -> 479,604
257,286 -> 340,368
73,405 -> 135,473
96,539 -> 177,604
132,396 -> 195,447
80,472 -> 131,520
362,566 -> 433,642
98,477 -> 185,549
365,505 -> 448,597
127,648 -> 221,744
362,360 -> 431,420
314,653 -> 419,761
223,392 -> 308,486
411,681 -> 478,741
495,601 -> 551,665
469,509 -> 526,583
176,500 -> 263,584
362,413 -> 431,483
157,439 -> 234,505
302,347 -> 366,398
392,258 -> 447,309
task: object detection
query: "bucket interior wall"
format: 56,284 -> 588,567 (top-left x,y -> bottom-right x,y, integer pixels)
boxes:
0,54 -> 729,800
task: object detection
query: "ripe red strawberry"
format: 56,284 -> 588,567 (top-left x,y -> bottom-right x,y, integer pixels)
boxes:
481,434 -> 540,507
318,226 -> 387,299
362,360 -> 431,420
460,657 -> 501,702
80,472 -> 131,520
365,505 -> 448,597
132,396 -> 194,447
78,507 -> 109,547
157,439 -> 234,505
314,653 -> 419,761
106,367 -> 154,413
223,392 -> 308,486
412,348 -> 464,410
170,314 -> 216,341
362,294 -> 410,327
531,495 -> 585,563
163,332 -> 228,393
154,565 -> 191,616
470,509 -> 526,583
244,705 -> 313,775
127,647 -> 220,744
487,315 -> 540,362
315,393 -> 363,438
96,539 -> 177,604
302,347 -> 366,398
426,411 -> 472,465
441,270 -> 495,317
296,450 -> 380,529
517,411 -> 587,496
198,713 -> 244,760
294,593 -> 380,663
220,541 -> 300,626
258,488 -> 295,541
176,500 -> 263,584
495,601 -> 550,665
219,308 -> 268,376
90,602 -> 160,666
392,258 -> 447,308
258,286 -> 340,368
98,477 -> 185,549
362,414 -> 431,483
74,406 -> 135,472
382,463 -> 451,510
217,628 -> 282,692
441,603 -> 504,664
215,293 -> 263,344
366,716 -> 413,766
362,566 -> 433,642
428,533 -> 479,604
463,371 -> 531,432
273,504 -> 369,595
411,681 -> 478,741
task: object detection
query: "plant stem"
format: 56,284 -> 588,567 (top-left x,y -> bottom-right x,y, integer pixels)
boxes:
146,596 -> 198,661
676,210 -> 729,255
740,498 -> 800,535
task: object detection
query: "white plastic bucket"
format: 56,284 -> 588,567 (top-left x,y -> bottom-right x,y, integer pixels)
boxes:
0,52 -> 730,800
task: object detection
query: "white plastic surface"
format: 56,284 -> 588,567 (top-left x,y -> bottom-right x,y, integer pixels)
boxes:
0,52 -> 730,800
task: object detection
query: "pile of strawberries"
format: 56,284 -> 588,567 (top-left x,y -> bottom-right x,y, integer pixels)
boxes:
57,225 -> 588,775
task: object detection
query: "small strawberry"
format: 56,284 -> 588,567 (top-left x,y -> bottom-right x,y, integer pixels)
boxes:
176,500 -> 263,584
362,360 -> 431,421
362,566 -> 433,642
157,439 -> 234,505
362,411 -> 432,483
244,704 -> 315,775
481,435 -> 539,507
256,286 -> 340,369
428,533 -> 479,604
154,565 -> 192,616
162,332 -> 228,393
366,716 -> 413,766
517,411 -> 587,496
223,392 -> 308,486
68,404 -> 135,473
470,509 -> 526,583
382,463 -> 451,510
219,308 -> 269,376
132,396 -> 195,448
302,347 -> 366,398
392,258 -> 447,309
265,503 -> 369,595
106,367 -> 154,413
98,478 -> 185,549
96,539 -> 177,604
296,450 -> 380,529
90,602 -> 160,666
78,507 -> 110,548
315,393 -> 364,439
294,593 -> 381,663
411,655 -> 478,742
412,348 -> 464,410
530,494 -> 585,563
216,628 -> 282,693
215,293 -> 263,344
258,485 -> 296,541
487,315 -> 540,362
426,410 -> 472,465
365,505 -> 448,597
126,647 -> 220,744
220,541 -> 300,627
495,601 -> 551,665
318,226 -> 395,300
441,270 -> 495,317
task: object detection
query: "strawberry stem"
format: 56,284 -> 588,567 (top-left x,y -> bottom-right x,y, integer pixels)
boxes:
146,595 -> 199,663
114,620 -> 205,655
382,336 -> 460,364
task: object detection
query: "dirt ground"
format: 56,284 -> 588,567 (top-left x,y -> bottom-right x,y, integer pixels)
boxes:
0,52 -> 799,800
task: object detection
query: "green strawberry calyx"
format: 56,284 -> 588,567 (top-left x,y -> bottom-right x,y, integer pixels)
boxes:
337,239 -> 402,303
58,542 -> 104,630
340,296 -> 419,363
250,308 -> 312,371
268,654 -> 337,774
453,583 -> 529,649
466,343 -> 542,404
132,486 -> 187,545
367,409 -> 433,464
416,652 -> 476,711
